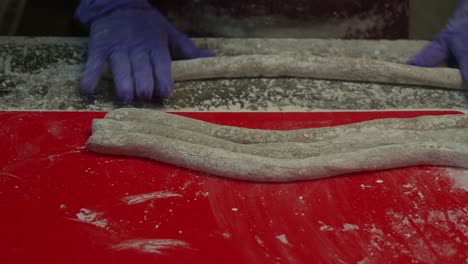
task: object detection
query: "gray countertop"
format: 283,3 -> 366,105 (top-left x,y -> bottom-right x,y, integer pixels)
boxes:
0,37 -> 466,111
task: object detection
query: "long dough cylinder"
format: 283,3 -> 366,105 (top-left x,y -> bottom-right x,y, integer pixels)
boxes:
104,55 -> 464,90
105,109 -> 468,144
93,118 -> 468,159
87,129 -> 468,182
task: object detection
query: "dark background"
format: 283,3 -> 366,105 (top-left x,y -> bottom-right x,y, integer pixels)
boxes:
13,0 -> 409,39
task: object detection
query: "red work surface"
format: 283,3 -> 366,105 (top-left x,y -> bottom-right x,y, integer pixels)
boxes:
0,111 -> 467,264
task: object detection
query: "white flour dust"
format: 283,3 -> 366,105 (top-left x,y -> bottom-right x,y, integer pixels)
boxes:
445,168 -> 468,192
342,223 -> 360,231
74,208 -> 108,229
318,221 -> 334,231
112,239 -> 190,254
386,208 -> 466,262
275,234 -> 291,246
255,235 -> 265,247
122,191 -> 182,205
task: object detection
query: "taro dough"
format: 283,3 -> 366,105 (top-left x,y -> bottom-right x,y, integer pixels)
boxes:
87,109 -> 468,182
101,55 -> 464,89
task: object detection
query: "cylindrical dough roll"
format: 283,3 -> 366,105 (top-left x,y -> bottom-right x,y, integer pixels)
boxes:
92,118 -> 468,159
87,129 -> 468,182
105,108 -> 468,144
103,54 -> 464,90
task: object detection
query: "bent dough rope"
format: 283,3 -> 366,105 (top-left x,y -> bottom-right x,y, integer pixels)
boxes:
88,130 -> 468,182
103,55 -> 463,90
106,108 -> 468,144
93,119 -> 468,159
88,109 -> 468,182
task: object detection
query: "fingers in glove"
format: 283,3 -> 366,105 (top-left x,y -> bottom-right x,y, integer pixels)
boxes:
168,30 -> 215,60
130,50 -> 154,100
80,49 -> 106,95
452,34 -> 468,82
459,54 -> 468,83
150,46 -> 173,97
110,51 -> 134,103
407,32 -> 451,67
195,49 -> 216,58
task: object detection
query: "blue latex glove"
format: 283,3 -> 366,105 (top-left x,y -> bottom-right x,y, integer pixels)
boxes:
408,0 -> 468,82
76,0 -> 215,103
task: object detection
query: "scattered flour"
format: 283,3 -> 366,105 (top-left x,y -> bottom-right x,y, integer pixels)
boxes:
342,223 -> 360,231
319,221 -> 334,231
255,235 -> 265,247
417,191 -> 425,199
386,208 -> 466,262
402,183 -> 414,188
356,257 -> 371,264
445,168 -> 468,192
121,191 -> 182,205
75,208 -> 108,229
447,208 -> 468,237
112,239 -> 190,254
275,234 -> 291,246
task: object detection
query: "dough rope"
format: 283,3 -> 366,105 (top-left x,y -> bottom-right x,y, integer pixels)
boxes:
93,118 -> 468,159
103,55 -> 464,90
106,108 -> 468,144
87,109 -> 468,182
88,129 -> 468,182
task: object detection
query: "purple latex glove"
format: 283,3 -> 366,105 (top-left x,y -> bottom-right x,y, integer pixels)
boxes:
408,0 -> 468,82
76,0 -> 214,103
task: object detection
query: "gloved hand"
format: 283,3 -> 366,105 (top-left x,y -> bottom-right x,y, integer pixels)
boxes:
76,0 -> 214,103
407,0 -> 468,82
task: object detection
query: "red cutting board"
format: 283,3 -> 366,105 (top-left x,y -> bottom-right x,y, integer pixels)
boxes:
0,111 -> 467,264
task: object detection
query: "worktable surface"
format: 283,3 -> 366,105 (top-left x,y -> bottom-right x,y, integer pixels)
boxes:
1,110 -> 467,264
0,37 -> 467,263
0,37 -> 467,111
